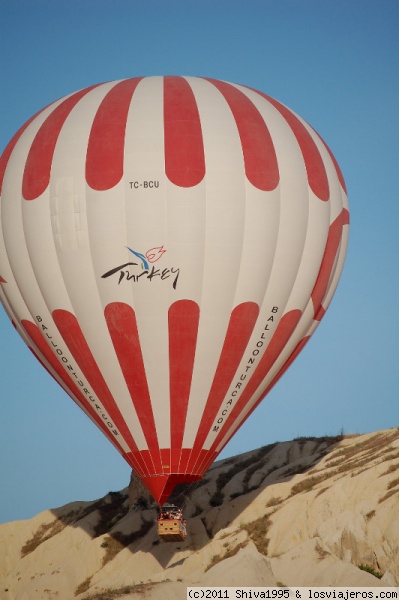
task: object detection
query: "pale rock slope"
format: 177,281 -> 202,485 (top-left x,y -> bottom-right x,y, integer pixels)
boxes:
1,429 -> 398,600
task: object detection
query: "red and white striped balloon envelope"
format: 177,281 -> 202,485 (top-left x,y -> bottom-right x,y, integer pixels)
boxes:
0,76 -> 349,504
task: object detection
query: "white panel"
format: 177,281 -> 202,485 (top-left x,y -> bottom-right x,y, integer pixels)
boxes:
114,76 -> 171,447
181,77 -> 248,445
0,110 -> 131,451
45,83 -> 149,451
212,155 -> 349,454
0,96 -> 68,321
199,89 -> 344,452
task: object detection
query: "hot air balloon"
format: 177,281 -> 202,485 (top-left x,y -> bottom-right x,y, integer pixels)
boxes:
0,76 -> 349,509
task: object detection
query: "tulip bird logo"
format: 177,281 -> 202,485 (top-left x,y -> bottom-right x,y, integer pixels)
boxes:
126,246 -> 166,269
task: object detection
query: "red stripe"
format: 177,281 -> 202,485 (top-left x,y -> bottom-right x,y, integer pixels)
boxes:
215,336 -> 312,460
104,301 -> 162,472
0,276 -> 7,283
124,451 -> 146,474
51,308 -> 144,466
21,319 -> 138,468
187,302 -> 259,473
0,107 -> 47,195
251,88 -> 330,201
86,78 -> 143,191
203,310 -> 303,465
266,336 -> 310,395
178,448 -> 192,473
312,208 -> 349,320
187,448 -> 216,476
164,76 -> 205,187
139,450 -> 156,474
243,335 -> 311,432
199,449 -> 219,475
169,300 -> 200,471
22,86 -> 99,200
207,79 -> 279,192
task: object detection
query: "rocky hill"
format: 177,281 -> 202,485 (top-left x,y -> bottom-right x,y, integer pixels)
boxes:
1,429 -> 399,599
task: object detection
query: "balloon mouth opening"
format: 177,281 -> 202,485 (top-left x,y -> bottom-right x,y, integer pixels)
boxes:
141,473 -> 202,505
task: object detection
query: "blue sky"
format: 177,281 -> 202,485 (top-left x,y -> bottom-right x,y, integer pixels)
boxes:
0,0 -> 398,524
